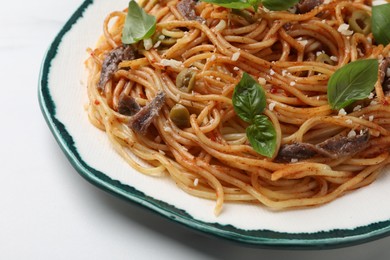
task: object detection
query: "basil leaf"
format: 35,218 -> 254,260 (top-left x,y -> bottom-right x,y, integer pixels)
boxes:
246,115 -> 277,158
327,59 -> 378,110
122,0 -> 156,44
372,4 -> 390,46
200,0 -> 251,9
261,0 -> 299,11
232,72 -> 267,123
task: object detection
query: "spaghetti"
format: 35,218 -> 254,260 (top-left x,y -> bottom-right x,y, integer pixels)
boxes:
85,0 -> 390,215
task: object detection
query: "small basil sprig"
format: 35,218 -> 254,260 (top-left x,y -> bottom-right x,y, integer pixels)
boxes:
200,0 -> 299,11
122,0 -> 156,44
233,73 -> 277,157
327,59 -> 378,110
232,72 -> 267,122
372,3 -> 390,46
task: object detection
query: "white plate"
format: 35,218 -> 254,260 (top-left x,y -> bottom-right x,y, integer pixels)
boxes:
38,0 -> 390,248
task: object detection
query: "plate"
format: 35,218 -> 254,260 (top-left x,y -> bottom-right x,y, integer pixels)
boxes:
38,0 -> 390,249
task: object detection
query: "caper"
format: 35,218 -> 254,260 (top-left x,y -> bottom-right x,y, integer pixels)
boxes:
348,10 -> 371,35
316,53 -> 335,65
176,68 -> 197,93
169,104 -> 190,128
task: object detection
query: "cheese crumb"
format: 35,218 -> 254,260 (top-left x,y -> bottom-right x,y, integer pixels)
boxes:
231,51 -> 241,61
233,66 -> 240,71
270,69 -> 276,75
369,115 -> 374,122
370,100 -> 378,106
338,24 -> 353,36
291,158 -> 299,163
298,39 -> 309,46
210,54 -> 216,61
338,108 -> 347,116
345,119 -> 353,125
153,41 -> 161,48
258,77 -> 266,85
269,102 -> 276,111
353,105 -> 362,112
193,178 -> 199,187
290,81 -> 296,86
163,125 -> 173,132
348,130 -> 357,138
143,38 -> 153,50
368,93 -> 375,99
330,56 -> 338,62
282,70 -> 288,76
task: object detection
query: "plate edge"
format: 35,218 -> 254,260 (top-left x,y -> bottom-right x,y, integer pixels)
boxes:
36,0 -> 390,249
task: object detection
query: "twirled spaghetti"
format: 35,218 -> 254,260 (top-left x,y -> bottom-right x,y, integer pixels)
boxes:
85,0 -> 390,215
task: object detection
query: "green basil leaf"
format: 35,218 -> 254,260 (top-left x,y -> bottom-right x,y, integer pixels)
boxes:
246,115 -> 277,158
372,3 -> 390,46
122,0 -> 156,44
200,0 -> 251,9
327,59 -> 378,110
261,0 -> 299,11
232,72 -> 267,123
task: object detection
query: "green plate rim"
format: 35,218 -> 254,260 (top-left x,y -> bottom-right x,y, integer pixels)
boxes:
38,0 -> 390,249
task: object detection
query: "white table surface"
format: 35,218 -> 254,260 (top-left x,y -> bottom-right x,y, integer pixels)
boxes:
1,0 -> 390,259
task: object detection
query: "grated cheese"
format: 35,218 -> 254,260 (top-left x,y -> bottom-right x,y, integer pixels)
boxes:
269,102 -> 276,111
153,41 -> 161,48
338,23 -> 353,36
193,178 -> 199,187
231,51 -> 241,61
348,130 -> 357,138
258,77 -> 266,85
338,109 -> 347,116
143,38 -> 153,50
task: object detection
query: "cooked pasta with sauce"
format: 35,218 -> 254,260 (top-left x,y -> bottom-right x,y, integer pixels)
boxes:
85,0 -> 390,215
